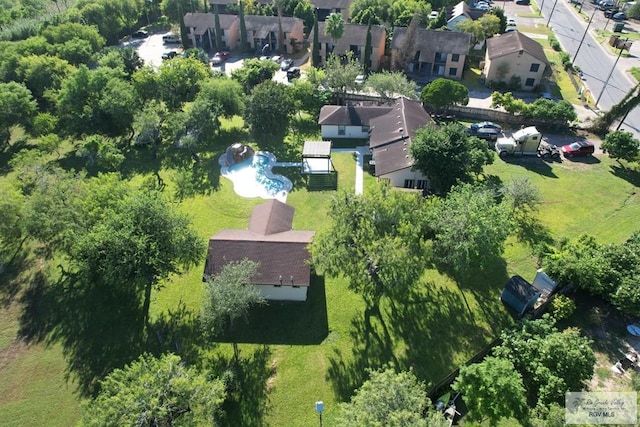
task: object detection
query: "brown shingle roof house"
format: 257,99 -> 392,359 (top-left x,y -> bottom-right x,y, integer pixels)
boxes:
204,199 -> 315,301
483,31 -> 549,91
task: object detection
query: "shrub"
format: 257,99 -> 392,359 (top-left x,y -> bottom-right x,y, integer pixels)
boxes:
550,294 -> 576,321
628,2 -> 640,19
560,52 -> 572,70
549,34 -> 561,51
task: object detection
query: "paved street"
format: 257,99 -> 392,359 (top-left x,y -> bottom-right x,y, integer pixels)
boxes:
540,0 -> 639,136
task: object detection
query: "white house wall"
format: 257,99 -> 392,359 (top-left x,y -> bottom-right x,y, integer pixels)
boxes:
321,125 -> 369,139
379,167 -> 429,189
256,285 -> 308,301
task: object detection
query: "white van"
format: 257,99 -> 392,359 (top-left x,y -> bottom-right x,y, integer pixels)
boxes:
162,34 -> 180,44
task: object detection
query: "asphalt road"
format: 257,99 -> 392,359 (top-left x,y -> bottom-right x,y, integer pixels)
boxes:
540,0 -> 639,135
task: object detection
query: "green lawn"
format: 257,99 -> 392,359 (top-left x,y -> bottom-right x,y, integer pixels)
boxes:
1,118 -> 640,426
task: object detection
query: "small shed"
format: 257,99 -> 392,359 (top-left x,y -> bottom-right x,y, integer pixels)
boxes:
302,141 -> 337,190
500,275 -> 541,317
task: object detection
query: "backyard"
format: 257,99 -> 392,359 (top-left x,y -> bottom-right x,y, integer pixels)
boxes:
1,118 -> 640,425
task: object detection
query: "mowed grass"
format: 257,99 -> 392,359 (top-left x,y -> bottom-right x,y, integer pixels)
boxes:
1,120 -> 640,426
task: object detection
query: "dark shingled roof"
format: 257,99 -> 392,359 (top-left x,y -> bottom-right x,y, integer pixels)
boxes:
184,13 -> 237,35
318,105 -> 393,126
500,275 -> 541,316
204,200 -> 314,287
486,31 -> 549,65
311,0 -> 353,9
243,15 -> 303,39
369,98 -> 433,176
391,28 -> 471,62
311,22 -> 386,53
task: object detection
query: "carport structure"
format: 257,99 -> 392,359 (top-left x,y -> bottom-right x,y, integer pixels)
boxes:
301,141 -> 337,190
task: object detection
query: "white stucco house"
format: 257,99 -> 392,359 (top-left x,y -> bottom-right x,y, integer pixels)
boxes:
318,98 -> 434,190
204,199 -> 315,301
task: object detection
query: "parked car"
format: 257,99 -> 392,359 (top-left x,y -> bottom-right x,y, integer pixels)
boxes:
286,67 -> 301,81
515,0 -> 530,5
354,74 -> 366,85
470,121 -> 502,133
604,8 -> 620,17
211,51 -> 230,65
280,59 -> 294,71
470,127 -> 500,145
613,11 -> 627,20
507,18 -> 517,26
271,55 -> 283,63
161,50 -> 179,60
475,3 -> 491,10
162,34 -> 180,43
538,92 -> 555,101
428,11 -> 440,19
132,30 -> 149,39
561,140 -> 595,157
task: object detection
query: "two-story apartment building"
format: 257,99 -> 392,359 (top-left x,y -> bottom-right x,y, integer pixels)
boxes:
310,22 -> 386,70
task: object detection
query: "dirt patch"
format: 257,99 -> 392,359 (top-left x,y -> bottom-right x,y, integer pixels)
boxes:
0,339 -> 28,373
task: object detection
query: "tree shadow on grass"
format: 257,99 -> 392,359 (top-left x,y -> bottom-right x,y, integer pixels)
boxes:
212,346 -> 274,427
0,245 -> 32,306
610,163 -> 640,188
513,213 -> 556,252
498,156 -> 559,178
218,274 -> 329,345
18,270 -> 146,396
325,307 -> 400,402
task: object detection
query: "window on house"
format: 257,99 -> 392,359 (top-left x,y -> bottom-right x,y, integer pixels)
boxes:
293,285 -> 300,288
338,125 -> 346,136
404,179 -> 415,188
416,180 -> 427,190
362,126 -> 369,133
449,67 -> 457,76
530,63 -> 540,72
525,78 -> 535,87
220,29 -> 225,36
274,284 -> 281,288
451,53 -> 460,62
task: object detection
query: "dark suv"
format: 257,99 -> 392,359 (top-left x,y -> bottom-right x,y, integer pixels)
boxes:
286,67 -> 301,81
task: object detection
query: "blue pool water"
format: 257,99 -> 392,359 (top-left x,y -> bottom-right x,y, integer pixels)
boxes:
221,152 -> 293,202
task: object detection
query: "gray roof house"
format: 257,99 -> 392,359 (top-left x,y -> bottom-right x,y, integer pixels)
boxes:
390,28 -> 471,80
312,0 -> 353,21
204,199 -> 315,301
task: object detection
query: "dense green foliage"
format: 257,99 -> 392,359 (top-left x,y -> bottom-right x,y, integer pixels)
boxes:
82,353 -> 225,426
349,0 -> 431,26
491,91 -> 577,123
493,316 -> 596,410
324,52 -> 363,105
365,70 -> 418,100
420,78 -> 469,112
201,259 -> 266,334
312,184 -> 429,308
231,58 -> 279,94
410,122 -> 493,195
601,130 -> 639,163
453,357 -> 527,426
542,232 -> 640,317
0,81 -> 37,146
338,368 -> 446,426
244,80 -> 294,141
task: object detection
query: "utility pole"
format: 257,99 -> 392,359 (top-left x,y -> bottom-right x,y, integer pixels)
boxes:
540,0 -> 546,15
573,5 -> 598,63
547,0 -> 559,26
596,39 -> 628,107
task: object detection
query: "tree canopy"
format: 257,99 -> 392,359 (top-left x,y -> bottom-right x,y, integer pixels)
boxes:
0,81 -> 37,147
324,52 -> 363,105
453,356 -> 527,426
311,183 -> 429,308
601,130 -> 639,164
82,353 -> 225,426
410,122 -> 493,195
365,70 -> 418,100
338,368 -> 445,426
244,80 -> 294,141
420,78 -> 469,113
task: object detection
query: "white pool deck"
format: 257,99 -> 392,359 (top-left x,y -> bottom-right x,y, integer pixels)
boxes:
222,147 -> 369,201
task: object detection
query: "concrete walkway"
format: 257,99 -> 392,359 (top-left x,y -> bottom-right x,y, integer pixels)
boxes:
331,147 -> 369,195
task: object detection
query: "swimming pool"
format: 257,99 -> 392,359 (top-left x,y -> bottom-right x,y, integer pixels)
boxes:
220,151 -> 293,202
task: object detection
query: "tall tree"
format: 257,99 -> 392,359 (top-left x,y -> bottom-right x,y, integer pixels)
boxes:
231,57 -> 279,94
311,183 -> 429,308
419,78 -> 469,113
365,70 -> 418,100
452,357 -> 527,426
324,12 -> 345,49
82,353 -> 226,426
394,12 -> 420,71
0,81 -> 38,148
601,130 -> 639,164
214,4 -> 223,51
312,8 -> 321,66
243,80 -> 294,142
363,19 -> 372,73
201,259 -> 266,333
324,52 -> 362,105
493,316 -> 596,410
427,184 -> 512,282
338,368 -> 447,426
410,122 -> 493,195
239,0 -> 248,52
